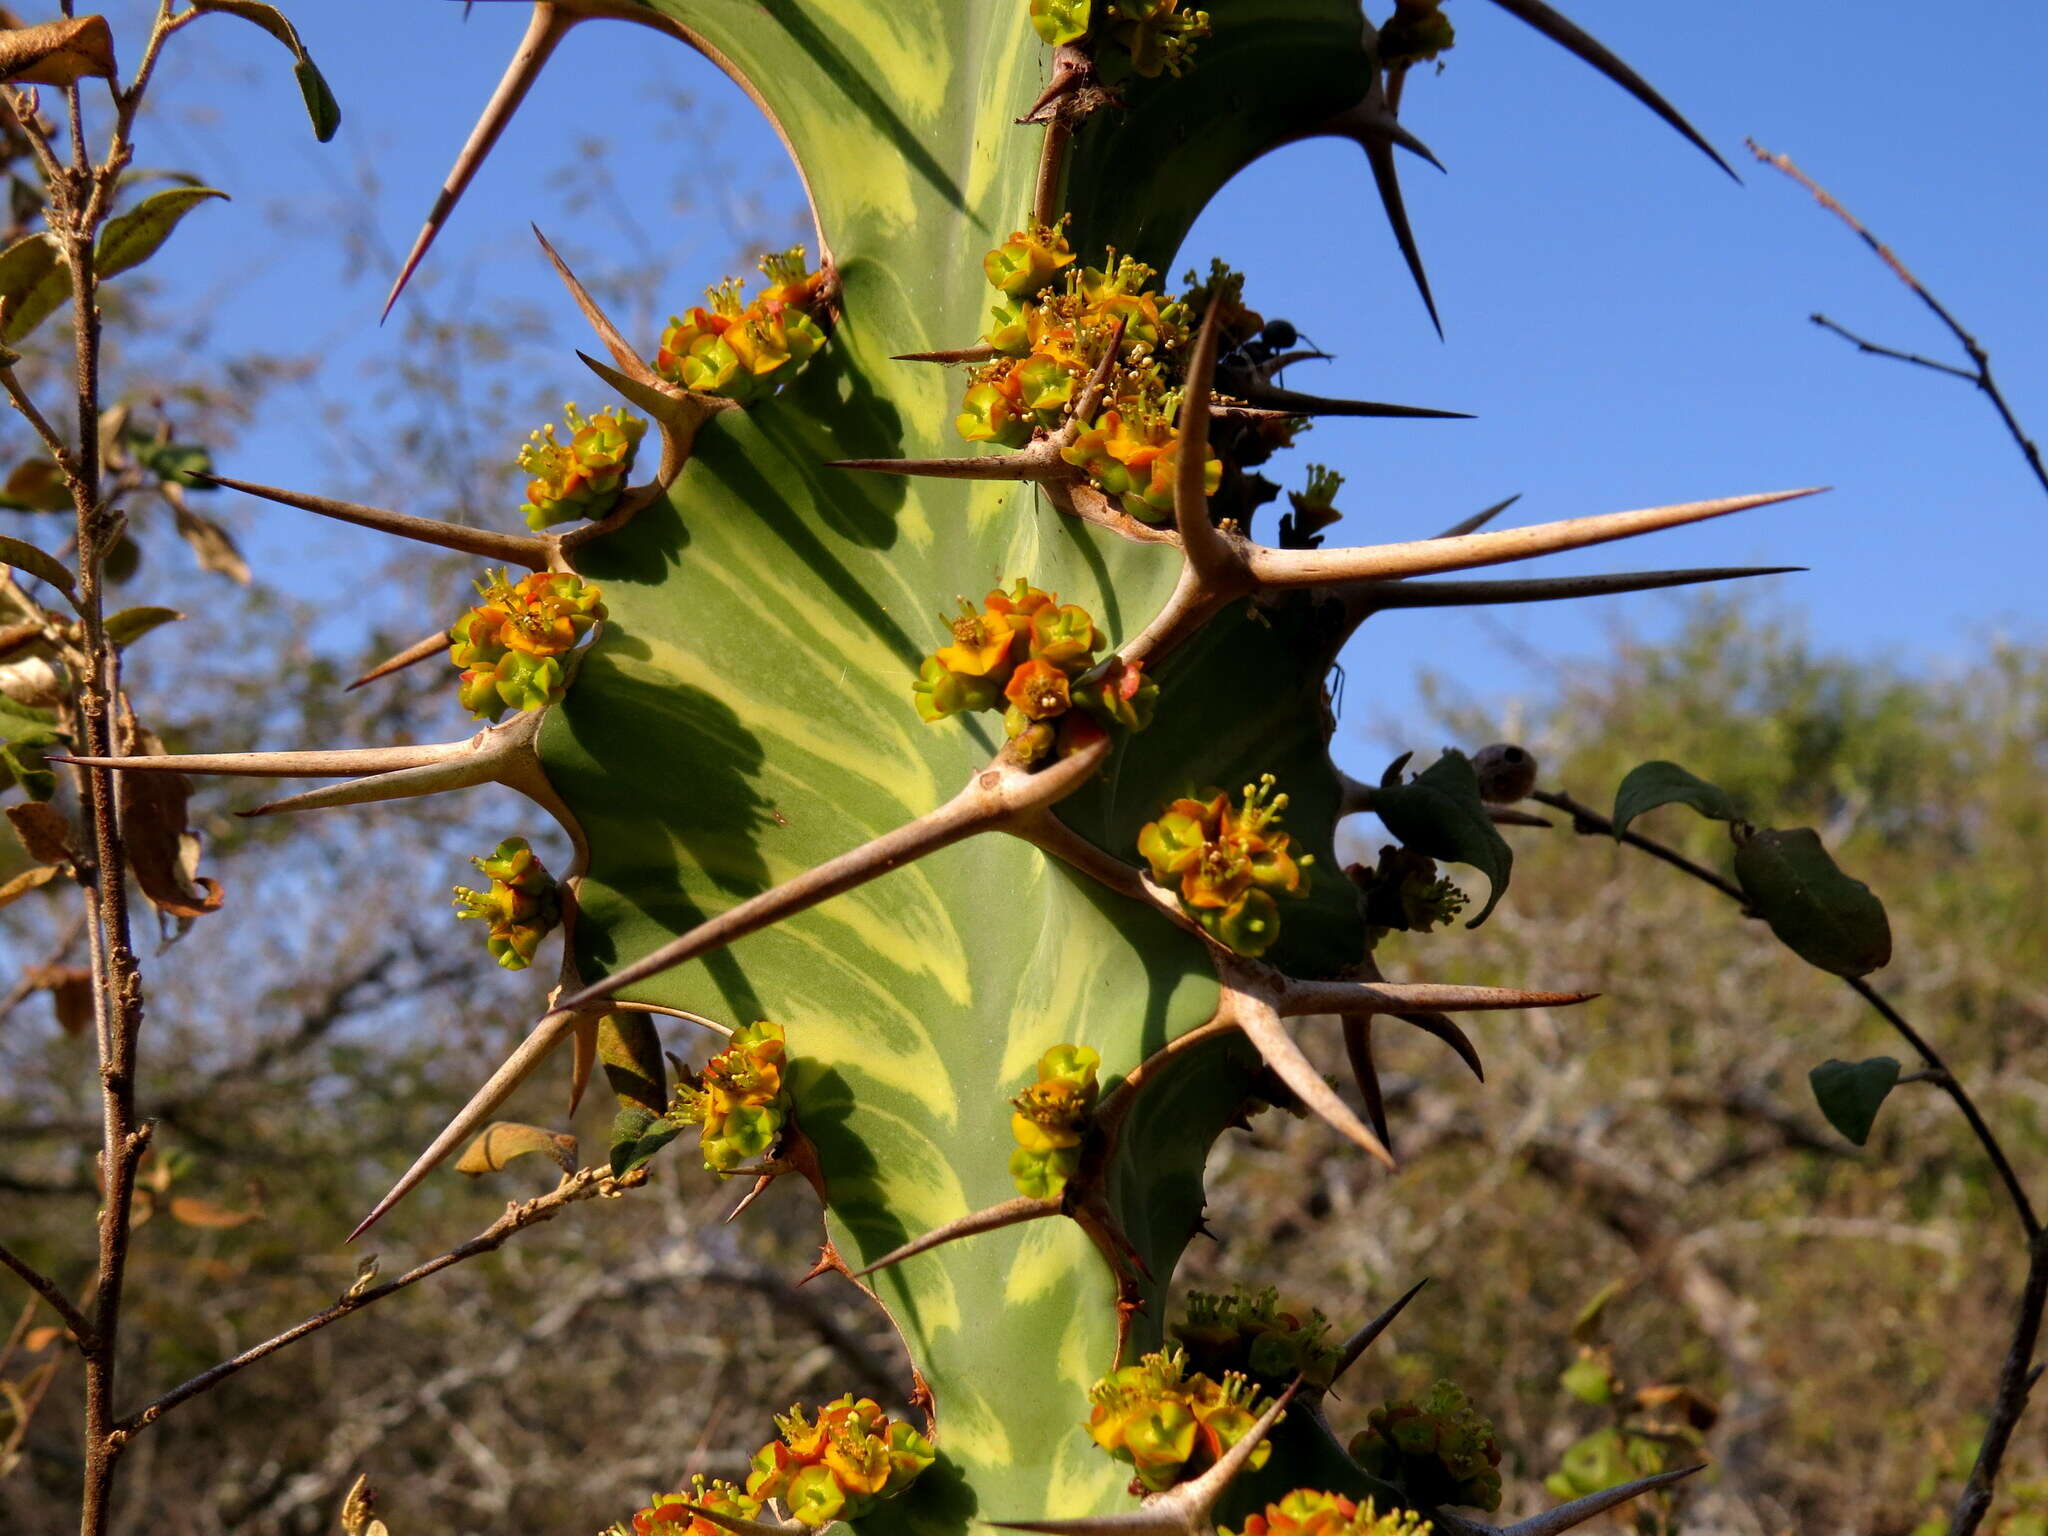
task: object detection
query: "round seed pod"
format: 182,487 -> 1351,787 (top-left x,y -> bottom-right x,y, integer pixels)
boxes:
1472,742 -> 1538,804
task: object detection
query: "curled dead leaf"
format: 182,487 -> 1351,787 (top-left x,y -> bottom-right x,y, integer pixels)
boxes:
165,483 -> 250,584
22,1324 -> 65,1352
115,704 -> 223,919
0,16 -> 115,86
7,800 -> 74,865
23,963 -> 90,1033
0,861 -> 56,908
167,1194 -> 262,1229
455,1121 -> 578,1178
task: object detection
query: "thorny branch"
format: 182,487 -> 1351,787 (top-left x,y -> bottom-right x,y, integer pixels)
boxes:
1747,139 -> 2048,505
1532,782 -> 2041,1536
114,1164 -> 648,1437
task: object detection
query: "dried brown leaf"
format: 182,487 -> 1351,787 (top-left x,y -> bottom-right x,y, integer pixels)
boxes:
0,16 -> 115,86
0,861 -> 56,908
24,963 -> 90,1033
21,1324 -> 63,1352
455,1121 -> 577,1177
167,488 -> 250,584
167,1195 -> 262,1229
7,800 -> 72,864
115,709 -> 224,918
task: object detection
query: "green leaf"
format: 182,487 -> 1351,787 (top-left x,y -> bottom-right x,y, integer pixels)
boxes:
0,233 -> 70,343
95,188 -> 229,282
127,436 -> 214,488
1611,759 -> 1739,838
0,535 -> 76,604
1734,826 -> 1893,977
1368,749 -> 1514,925
105,606 -> 184,647
607,1106 -> 682,1178
190,1 -> 340,140
1809,1056 -> 1901,1146
0,457 -> 71,512
294,59 -> 341,142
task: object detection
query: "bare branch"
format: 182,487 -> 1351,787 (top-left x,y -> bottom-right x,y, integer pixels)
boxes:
1747,139 -> 2048,505
119,1164 -> 646,1437
0,1240 -> 94,1349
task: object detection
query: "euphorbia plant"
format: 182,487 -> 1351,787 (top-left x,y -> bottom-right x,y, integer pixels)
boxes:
18,1 -> 1866,1533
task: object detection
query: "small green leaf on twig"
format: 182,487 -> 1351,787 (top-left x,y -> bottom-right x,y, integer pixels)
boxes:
0,16 -> 117,86
608,1105 -> 682,1177
1611,760 -> 1739,838
190,1 -> 341,140
1372,748 -> 1514,925
105,606 -> 183,647
1809,1056 -> 1901,1146
456,1120 -> 578,1177
0,457 -> 71,511
0,536 -> 76,604
1734,826 -> 1892,977
96,188 -> 229,281
0,232 -> 69,342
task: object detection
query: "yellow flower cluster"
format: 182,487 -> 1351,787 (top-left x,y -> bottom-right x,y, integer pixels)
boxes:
516,402 -> 645,530
958,225 -> 1221,524
745,1395 -> 936,1527
1086,1348 -> 1279,1494
656,248 -> 827,403
614,1477 -> 762,1536
1028,0 -> 1211,79
1137,776 -> 1313,957
912,577 -> 1156,766
1224,1490 -> 1433,1536
1009,1043 -> 1100,1199
1173,1284 -> 1341,1391
672,1021 -> 791,1173
451,837 -> 558,971
448,568 -> 605,720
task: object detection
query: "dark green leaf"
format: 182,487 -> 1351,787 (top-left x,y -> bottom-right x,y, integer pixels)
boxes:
1371,749 -> 1514,926
95,188 -> 229,282
0,535 -> 76,604
0,233 -> 70,343
294,58 -> 341,142
0,739 -> 55,800
190,2 -> 340,141
0,457 -> 71,512
1809,1056 -> 1901,1146
105,606 -> 184,647
1611,759 -> 1740,838
1734,826 -> 1892,977
128,436 -> 213,487
608,1105 -> 683,1177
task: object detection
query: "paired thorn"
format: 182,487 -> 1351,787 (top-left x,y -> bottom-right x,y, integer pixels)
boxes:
54,715 -> 540,820
1234,382 -> 1469,421
1173,298 -> 1239,586
384,1 -> 577,319
1342,1013 -> 1392,1154
1438,1464 -> 1706,1536
199,473 -> 548,568
1251,486 -> 1828,588
532,223 -> 655,386
1276,979 -> 1593,1018
847,1196 -> 1061,1280
891,344 -> 997,365
347,628 -> 447,692
1357,565 -> 1803,611
724,1171 -> 779,1224
1482,0 -> 1736,181
1234,993 -> 1395,1169
551,738 -> 1107,1018
1359,128 -> 1441,339
1331,1275 -> 1431,1383
1434,494 -> 1521,540
349,997 -> 582,1241
992,1380 -> 1301,1536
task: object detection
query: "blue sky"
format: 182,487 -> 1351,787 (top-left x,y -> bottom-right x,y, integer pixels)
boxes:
135,0 -> 2048,771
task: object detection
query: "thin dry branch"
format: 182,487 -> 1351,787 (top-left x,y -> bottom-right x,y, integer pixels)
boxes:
114,1164 -> 646,1438
1747,139 -> 2048,504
